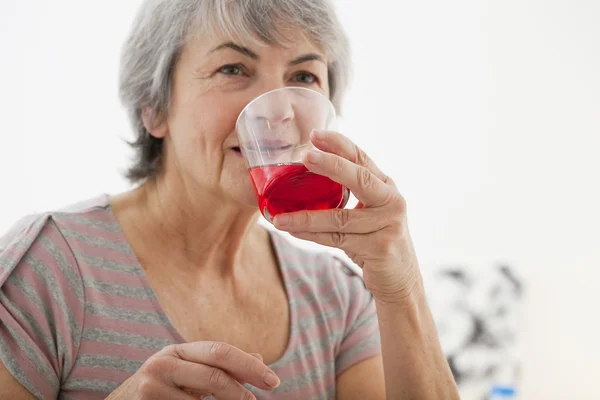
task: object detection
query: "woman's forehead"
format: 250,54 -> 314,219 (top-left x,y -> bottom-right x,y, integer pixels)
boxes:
185,28 -> 327,62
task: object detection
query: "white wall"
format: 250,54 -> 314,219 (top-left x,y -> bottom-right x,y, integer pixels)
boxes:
1,1 -> 599,398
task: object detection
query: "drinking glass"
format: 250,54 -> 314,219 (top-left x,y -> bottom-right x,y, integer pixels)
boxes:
236,87 -> 350,223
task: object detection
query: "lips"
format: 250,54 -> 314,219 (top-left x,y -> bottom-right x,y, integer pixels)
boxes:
253,139 -> 291,148
239,139 -> 294,152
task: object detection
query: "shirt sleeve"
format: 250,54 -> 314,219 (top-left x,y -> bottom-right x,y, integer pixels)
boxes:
333,257 -> 382,376
0,215 -> 84,400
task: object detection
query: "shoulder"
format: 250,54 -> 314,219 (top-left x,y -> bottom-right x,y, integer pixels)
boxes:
0,194 -> 113,282
0,198 -> 111,397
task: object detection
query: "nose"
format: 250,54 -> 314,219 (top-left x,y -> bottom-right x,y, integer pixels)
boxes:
246,86 -> 295,127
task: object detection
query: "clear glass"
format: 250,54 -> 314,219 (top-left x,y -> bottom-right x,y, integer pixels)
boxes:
236,87 -> 349,223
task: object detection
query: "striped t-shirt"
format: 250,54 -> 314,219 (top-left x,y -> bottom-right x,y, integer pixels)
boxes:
0,195 -> 381,400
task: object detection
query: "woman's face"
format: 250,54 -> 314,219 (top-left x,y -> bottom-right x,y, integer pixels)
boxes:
148,27 -> 330,208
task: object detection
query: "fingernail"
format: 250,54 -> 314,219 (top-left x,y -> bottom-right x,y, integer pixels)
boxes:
263,371 -> 280,389
275,215 -> 291,226
250,353 -> 264,362
306,150 -> 323,164
312,129 -> 328,140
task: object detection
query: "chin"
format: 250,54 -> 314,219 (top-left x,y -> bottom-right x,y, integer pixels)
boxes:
221,155 -> 259,209
224,178 -> 259,209
237,190 -> 259,209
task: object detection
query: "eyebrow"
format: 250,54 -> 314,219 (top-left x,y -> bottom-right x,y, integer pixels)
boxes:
210,42 -> 325,66
289,53 -> 325,66
210,42 -> 259,59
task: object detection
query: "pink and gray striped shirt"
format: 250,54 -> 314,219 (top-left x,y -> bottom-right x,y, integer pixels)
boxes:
0,195 -> 381,400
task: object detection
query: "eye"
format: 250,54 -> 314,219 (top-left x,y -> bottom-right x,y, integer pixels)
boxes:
293,72 -> 318,84
218,64 -> 244,76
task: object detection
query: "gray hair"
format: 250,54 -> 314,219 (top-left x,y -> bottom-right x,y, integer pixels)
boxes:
119,0 -> 351,183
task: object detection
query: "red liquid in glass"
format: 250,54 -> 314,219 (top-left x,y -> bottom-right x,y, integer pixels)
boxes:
249,163 -> 349,221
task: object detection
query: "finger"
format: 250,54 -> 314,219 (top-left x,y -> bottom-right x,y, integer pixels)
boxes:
238,353 -> 264,385
171,361 -> 256,400
162,387 -> 201,400
273,208 -> 386,234
184,389 -> 212,399
303,150 -> 392,207
138,376 -> 201,399
166,342 -> 280,391
310,130 -> 392,186
229,353 -> 263,386
288,231 -> 358,255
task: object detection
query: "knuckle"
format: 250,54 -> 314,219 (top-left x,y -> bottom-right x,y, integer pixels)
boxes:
381,235 -> 396,255
208,367 -> 230,390
209,342 -> 232,362
392,194 -> 408,213
246,356 -> 263,374
137,374 -> 160,396
333,156 -> 344,174
333,209 -> 351,230
162,344 -> 179,355
357,167 -> 373,189
373,236 -> 394,258
163,343 -> 190,363
354,146 -> 369,167
331,232 -> 345,247
142,355 -> 171,377
376,227 -> 406,257
241,391 -> 257,400
382,206 -> 406,234
301,211 -> 313,226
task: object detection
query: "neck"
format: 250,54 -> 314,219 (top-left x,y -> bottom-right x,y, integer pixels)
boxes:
113,172 -> 267,279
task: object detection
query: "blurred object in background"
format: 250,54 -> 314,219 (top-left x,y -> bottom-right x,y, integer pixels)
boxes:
426,264 -> 524,400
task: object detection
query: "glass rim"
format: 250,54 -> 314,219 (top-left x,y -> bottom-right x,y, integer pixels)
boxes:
235,86 -> 336,132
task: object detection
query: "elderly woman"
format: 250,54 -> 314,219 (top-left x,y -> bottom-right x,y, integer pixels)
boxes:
0,1 -> 459,399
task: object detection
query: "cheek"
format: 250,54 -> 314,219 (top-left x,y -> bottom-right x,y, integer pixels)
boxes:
294,97 -> 331,141
169,77 -> 244,141
190,93 -> 249,143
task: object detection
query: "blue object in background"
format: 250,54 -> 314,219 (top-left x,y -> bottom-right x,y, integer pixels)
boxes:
489,385 -> 517,399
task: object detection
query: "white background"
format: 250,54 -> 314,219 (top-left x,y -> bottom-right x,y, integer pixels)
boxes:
1,1 -> 599,398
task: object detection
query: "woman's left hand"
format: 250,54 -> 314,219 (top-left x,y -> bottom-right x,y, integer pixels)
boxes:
273,129 -> 423,304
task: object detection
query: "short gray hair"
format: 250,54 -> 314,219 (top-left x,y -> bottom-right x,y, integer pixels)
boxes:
119,0 -> 351,183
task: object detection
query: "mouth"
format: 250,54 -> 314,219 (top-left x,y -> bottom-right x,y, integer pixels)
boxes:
239,141 -> 295,154
231,146 -> 244,158
260,145 -> 294,152
231,141 -> 298,159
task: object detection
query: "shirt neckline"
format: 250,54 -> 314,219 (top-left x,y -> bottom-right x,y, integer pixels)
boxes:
100,194 -> 298,368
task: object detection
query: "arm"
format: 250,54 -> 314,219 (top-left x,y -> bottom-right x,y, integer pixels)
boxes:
335,291 -> 455,400
0,361 -> 37,400
376,289 -> 458,399
336,356 -> 386,400
0,217 -> 84,400
274,129 -> 460,399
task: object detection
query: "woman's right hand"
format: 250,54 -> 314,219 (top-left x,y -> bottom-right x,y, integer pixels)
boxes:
106,341 -> 280,400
